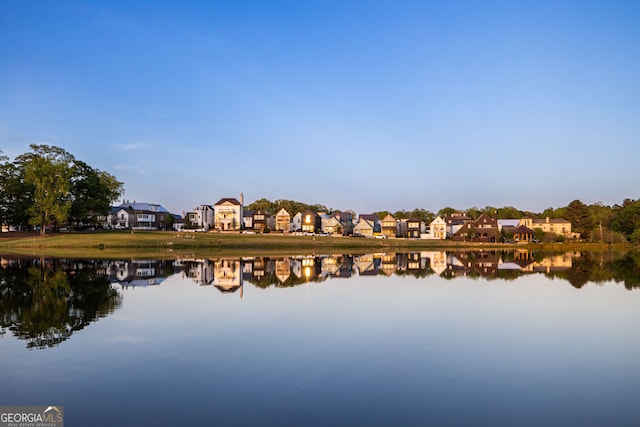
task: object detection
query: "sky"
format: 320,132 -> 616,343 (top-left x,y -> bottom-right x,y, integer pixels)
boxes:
1,1 -> 639,215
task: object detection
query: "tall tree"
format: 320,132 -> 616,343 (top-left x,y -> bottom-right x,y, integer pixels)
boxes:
565,199 -> 594,239
16,145 -> 75,235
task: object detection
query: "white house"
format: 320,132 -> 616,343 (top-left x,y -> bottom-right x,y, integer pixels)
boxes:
186,205 -> 214,230
291,212 -> 302,232
422,216 -> 447,239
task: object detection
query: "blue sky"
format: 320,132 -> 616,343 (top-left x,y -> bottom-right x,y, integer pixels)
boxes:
1,1 -> 639,215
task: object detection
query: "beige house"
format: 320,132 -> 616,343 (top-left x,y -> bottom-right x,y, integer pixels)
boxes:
214,197 -> 243,231
353,218 -> 375,237
381,214 -> 397,238
519,217 -> 577,238
275,208 -> 291,232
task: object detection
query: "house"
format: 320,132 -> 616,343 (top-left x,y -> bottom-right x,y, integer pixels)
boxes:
381,214 -> 398,238
214,196 -> 243,231
252,209 -> 268,232
321,215 -> 343,235
291,212 -> 302,232
185,205 -> 214,230
333,211 -> 354,235
452,213 -> 499,242
353,217 -> 376,237
243,210 -> 253,229
423,216 -> 447,240
519,217 -> 576,238
108,202 -> 172,230
358,214 -> 381,235
445,212 -> 473,236
513,225 -> 534,243
405,218 -> 423,238
275,208 -> 291,232
301,210 -> 321,233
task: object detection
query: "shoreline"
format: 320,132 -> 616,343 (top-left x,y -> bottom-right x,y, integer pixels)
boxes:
0,230 -> 634,258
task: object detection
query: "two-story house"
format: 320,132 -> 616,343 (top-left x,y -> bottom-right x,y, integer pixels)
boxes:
185,205 -> 214,230
214,197 -> 243,231
381,214 -> 398,238
275,208 -> 291,232
301,210 -> 321,233
452,213 -> 499,242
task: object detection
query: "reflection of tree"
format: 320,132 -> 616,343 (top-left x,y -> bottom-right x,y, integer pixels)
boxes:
0,259 -> 122,349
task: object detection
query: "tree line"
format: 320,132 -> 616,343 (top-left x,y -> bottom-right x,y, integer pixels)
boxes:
248,198 -> 640,243
0,145 -> 124,235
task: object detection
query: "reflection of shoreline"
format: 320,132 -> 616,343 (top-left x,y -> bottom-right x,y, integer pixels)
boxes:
173,250 -> 583,289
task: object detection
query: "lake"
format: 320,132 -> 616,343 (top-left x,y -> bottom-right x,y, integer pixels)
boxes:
1,250 -> 639,426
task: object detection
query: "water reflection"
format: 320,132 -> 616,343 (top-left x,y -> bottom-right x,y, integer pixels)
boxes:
2,250 -> 640,350
0,257 -> 122,349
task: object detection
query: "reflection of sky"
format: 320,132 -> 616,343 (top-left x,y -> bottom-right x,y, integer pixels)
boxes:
1,273 -> 639,426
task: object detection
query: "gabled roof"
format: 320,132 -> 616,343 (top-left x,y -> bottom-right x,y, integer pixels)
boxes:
359,214 -> 378,222
514,225 -> 535,233
355,218 -> 375,230
215,198 -> 241,206
276,208 -> 290,216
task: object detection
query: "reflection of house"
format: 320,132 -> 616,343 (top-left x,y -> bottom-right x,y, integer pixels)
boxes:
301,257 -> 321,281
215,196 -> 243,231
381,253 -> 397,275
184,259 -> 214,285
275,208 -> 291,232
107,260 -> 168,287
531,252 -> 579,273
354,253 -> 380,276
422,251 -> 447,275
275,258 -> 291,283
213,259 -> 243,292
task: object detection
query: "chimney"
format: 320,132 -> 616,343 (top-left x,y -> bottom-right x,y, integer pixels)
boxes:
239,192 -> 244,206
546,217 -> 550,223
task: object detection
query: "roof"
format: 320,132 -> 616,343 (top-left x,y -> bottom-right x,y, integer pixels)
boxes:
514,225 -> 535,233
116,202 -> 169,213
215,198 -> 241,206
531,217 -> 570,224
359,214 -> 378,222
498,219 -> 520,228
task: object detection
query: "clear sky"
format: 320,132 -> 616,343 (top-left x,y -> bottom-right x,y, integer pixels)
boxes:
1,1 -> 639,215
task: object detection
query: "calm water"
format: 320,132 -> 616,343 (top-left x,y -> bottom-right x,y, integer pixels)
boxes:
1,251 -> 640,426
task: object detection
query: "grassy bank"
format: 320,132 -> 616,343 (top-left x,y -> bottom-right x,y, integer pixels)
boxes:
0,230 -> 634,258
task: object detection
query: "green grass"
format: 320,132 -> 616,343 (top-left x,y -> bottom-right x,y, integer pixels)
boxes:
0,230 -> 634,258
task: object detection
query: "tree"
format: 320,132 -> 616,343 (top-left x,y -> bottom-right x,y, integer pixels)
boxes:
15,145 -> 75,235
565,199 -> 593,239
438,207 -> 457,217
69,161 -> 123,229
610,199 -> 640,241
